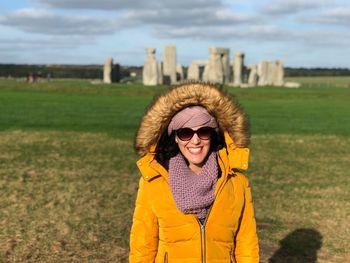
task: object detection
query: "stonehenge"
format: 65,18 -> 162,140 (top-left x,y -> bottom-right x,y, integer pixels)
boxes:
274,60 -> 284,86
187,62 -> 200,81
204,47 -> 224,83
141,45 -> 287,87
176,64 -> 184,82
247,65 -> 258,86
258,60 -> 269,86
258,60 -> 285,86
142,48 -> 159,86
157,63 -> 163,85
217,48 -> 230,84
233,52 -> 244,86
163,45 -> 177,85
103,57 -> 113,84
103,57 -> 120,84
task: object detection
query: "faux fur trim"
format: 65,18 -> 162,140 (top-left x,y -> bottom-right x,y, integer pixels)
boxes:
134,82 -> 250,156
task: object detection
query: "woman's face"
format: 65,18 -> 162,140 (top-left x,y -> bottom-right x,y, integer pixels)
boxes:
175,125 -> 211,173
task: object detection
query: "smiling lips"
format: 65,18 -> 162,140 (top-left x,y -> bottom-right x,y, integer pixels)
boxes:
187,147 -> 203,154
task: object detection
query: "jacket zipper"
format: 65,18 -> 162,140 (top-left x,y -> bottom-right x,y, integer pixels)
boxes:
195,171 -> 231,263
196,205 -> 213,263
164,252 -> 168,263
196,218 -> 206,263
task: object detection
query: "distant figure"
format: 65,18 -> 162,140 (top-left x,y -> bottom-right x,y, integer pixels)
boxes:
269,228 -> 322,263
33,72 -> 38,82
130,82 -> 259,262
27,72 -> 34,83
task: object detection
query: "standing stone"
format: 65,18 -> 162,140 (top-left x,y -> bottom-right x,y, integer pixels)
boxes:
202,64 -> 209,82
157,63 -> 163,85
257,60 -> 269,86
274,60 -> 284,86
176,64 -> 184,82
163,45 -> 177,85
103,57 -> 113,84
187,62 -> 200,81
206,47 -> 224,84
247,64 -> 258,86
267,61 -> 275,86
216,48 -> 230,83
142,48 -> 158,86
233,52 -> 244,86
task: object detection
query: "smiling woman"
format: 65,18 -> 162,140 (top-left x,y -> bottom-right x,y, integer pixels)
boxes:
130,82 -> 259,263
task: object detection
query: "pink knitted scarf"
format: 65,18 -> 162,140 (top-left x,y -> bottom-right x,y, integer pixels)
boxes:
168,152 -> 218,219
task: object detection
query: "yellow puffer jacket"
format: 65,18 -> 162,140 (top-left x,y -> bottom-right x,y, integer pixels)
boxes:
130,83 -> 259,263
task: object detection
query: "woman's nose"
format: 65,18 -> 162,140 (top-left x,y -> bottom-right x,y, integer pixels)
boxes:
191,133 -> 201,144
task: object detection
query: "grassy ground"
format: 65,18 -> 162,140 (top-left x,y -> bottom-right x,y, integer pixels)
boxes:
0,79 -> 349,262
285,76 -> 350,88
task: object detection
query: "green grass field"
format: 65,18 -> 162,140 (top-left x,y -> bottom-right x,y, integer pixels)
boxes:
285,76 -> 350,88
0,78 -> 349,262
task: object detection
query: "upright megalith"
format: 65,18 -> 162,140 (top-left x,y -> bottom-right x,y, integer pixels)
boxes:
163,45 -> 177,85
233,52 -> 244,86
216,48 -> 230,83
187,62 -> 200,81
247,64 -> 258,86
204,47 -> 224,84
267,61 -> 276,86
202,64 -> 209,82
257,59 -> 284,86
142,48 -> 159,86
274,60 -> 284,86
257,60 -> 269,86
176,64 -> 184,82
157,63 -> 163,85
103,57 -> 113,84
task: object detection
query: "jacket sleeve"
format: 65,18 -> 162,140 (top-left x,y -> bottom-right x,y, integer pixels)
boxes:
234,175 -> 259,263
129,177 -> 159,263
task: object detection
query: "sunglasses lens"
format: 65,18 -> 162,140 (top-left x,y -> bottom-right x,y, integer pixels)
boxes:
177,128 -> 194,141
176,127 -> 214,141
197,127 -> 213,140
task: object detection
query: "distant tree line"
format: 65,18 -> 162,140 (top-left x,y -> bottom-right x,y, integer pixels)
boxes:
285,67 -> 350,77
0,64 -> 349,79
0,64 -> 136,80
0,64 -> 102,79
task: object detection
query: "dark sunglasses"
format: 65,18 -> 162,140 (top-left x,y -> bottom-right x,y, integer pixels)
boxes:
176,127 -> 214,141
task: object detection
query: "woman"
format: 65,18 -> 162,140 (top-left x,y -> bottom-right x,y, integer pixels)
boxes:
130,82 -> 259,263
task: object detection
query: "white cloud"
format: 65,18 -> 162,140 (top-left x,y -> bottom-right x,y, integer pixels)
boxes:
0,3 -> 259,38
154,24 -> 291,41
261,0 -> 330,15
0,8 -> 117,35
120,8 -> 256,28
302,7 -> 350,26
38,0 -> 223,10
0,36 -> 89,49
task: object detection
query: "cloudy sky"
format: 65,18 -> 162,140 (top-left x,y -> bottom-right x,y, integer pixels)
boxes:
1,0 -> 349,67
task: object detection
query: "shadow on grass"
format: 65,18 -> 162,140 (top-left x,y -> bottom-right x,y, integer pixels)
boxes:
269,228 -> 322,263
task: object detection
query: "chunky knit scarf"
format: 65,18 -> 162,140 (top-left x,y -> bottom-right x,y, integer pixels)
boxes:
168,152 -> 218,219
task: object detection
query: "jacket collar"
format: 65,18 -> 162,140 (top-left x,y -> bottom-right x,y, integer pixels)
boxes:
136,132 -> 249,182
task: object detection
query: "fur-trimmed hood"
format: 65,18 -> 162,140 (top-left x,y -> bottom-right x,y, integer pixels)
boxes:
134,82 -> 250,157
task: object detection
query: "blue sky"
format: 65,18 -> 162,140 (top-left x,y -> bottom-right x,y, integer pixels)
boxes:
1,0 -> 349,67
